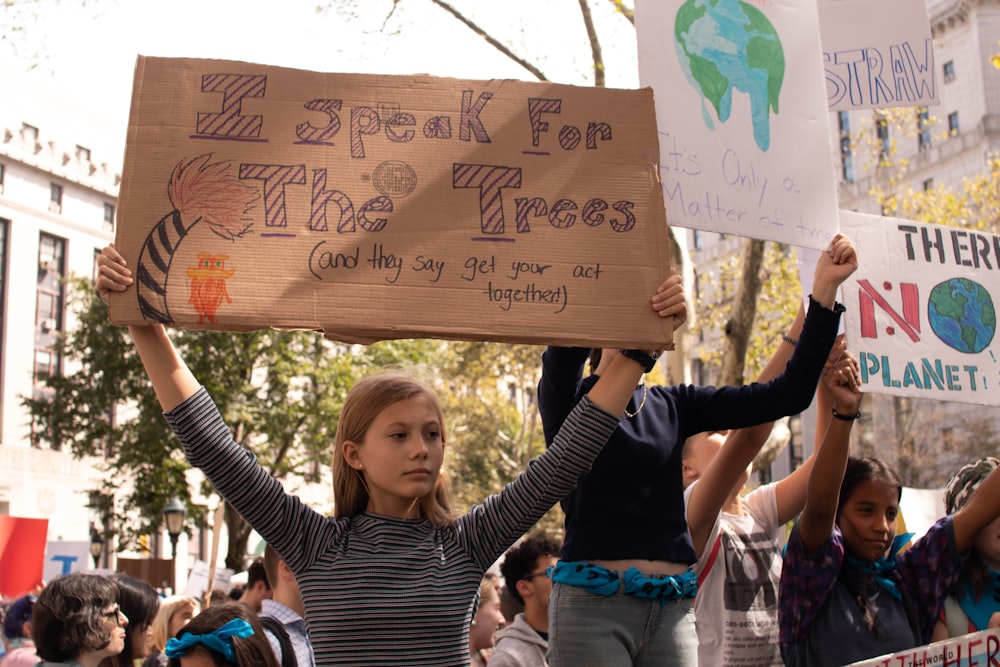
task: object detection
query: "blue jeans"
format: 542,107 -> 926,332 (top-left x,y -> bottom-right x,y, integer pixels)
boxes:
547,582 -> 697,667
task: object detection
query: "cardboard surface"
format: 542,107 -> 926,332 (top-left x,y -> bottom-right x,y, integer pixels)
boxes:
112,56 -> 674,349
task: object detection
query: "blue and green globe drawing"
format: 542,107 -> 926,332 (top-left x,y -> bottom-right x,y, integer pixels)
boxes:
927,278 -> 996,354
674,0 -> 785,152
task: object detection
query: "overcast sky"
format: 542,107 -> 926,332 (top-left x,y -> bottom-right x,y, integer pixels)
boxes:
1,0 -> 638,165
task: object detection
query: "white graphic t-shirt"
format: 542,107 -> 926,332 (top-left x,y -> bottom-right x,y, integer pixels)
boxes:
685,481 -> 783,667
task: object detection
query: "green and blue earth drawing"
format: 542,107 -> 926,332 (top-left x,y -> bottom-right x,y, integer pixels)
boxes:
927,278 -> 996,354
674,0 -> 785,151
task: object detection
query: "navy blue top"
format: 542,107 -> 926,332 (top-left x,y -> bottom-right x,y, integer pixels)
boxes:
537,297 -> 844,565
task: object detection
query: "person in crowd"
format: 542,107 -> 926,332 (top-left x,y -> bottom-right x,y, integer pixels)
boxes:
0,594 -> 38,667
237,560 -> 271,614
143,595 -> 201,667
779,391 -> 1000,664
470,575 -> 506,666
682,313 -> 853,667
208,590 -> 230,607
537,235 -> 856,666
33,573 -> 127,667
259,545 -> 315,667
165,603 -> 277,667
931,456 -> 1000,639
100,574 -> 160,667
97,242 -> 662,667
491,535 -> 561,667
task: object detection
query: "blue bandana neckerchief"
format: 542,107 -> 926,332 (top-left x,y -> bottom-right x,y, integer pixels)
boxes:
551,561 -> 697,606
165,617 -> 254,663
843,532 -> 914,601
957,567 -> 1000,630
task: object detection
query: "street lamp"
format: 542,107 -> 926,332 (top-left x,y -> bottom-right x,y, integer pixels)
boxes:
163,497 -> 187,559
89,532 -> 104,569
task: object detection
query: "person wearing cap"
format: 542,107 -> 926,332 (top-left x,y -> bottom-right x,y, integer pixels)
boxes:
931,456 -> 1000,640
1,595 -> 38,667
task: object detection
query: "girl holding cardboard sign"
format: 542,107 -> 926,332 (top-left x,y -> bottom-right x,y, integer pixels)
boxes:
96,243 -> 676,667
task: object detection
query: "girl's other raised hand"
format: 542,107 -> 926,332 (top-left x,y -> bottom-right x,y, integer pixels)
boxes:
96,244 -> 133,304
651,268 -> 688,331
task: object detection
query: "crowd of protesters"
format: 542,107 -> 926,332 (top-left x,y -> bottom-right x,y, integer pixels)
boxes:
2,233 -> 998,667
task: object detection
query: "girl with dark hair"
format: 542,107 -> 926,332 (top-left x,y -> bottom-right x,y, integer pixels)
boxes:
779,388 -> 1000,665
32,573 -> 127,667
100,575 -> 161,667
166,604 -> 277,667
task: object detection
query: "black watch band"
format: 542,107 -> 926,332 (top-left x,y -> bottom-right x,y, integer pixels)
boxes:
619,349 -> 660,373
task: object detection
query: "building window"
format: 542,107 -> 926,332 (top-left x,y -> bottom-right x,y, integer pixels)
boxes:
692,229 -> 702,250
0,163 -> 5,195
49,182 -> 63,214
917,108 -> 931,151
21,123 -> 39,148
948,112 -> 960,136
923,178 -> 935,191
943,60 -> 956,83
876,114 -> 890,163
34,233 -> 65,445
838,111 -> 854,183
103,203 -> 115,233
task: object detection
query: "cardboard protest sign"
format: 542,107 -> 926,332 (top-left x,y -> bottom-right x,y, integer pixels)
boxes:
841,211 -> 999,406
819,0 -> 937,111
110,57 -> 675,349
635,0 -> 840,250
0,516 -> 47,597
846,627 -> 1000,666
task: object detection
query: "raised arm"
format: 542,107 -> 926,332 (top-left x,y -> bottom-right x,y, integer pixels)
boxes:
773,337 -> 846,524
686,303 -> 805,556
686,234 -> 857,555
797,351 -> 863,554
97,244 -> 200,411
952,463 -> 1000,553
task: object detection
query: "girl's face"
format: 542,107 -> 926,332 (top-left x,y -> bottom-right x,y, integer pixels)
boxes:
98,604 -> 129,659
168,604 -> 196,640
469,589 -> 506,652
131,622 -> 151,659
345,394 -> 445,519
974,514 -> 1000,570
838,479 -> 899,561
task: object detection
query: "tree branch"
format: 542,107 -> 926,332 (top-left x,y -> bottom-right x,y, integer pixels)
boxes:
606,0 -> 634,25
426,0 -> 548,81
578,0 -> 605,87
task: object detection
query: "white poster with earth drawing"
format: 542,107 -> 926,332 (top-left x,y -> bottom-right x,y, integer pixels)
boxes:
636,0 -> 840,250
840,211 -> 999,407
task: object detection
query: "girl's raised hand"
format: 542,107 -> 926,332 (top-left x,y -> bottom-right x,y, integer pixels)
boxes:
651,268 -> 688,331
822,347 -> 863,416
96,244 -> 133,304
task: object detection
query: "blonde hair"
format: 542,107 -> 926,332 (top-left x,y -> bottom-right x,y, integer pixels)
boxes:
333,371 -> 456,525
148,595 -> 200,653
479,573 -> 501,602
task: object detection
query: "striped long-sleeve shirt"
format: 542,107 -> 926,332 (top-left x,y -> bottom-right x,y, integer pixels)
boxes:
164,388 -> 618,666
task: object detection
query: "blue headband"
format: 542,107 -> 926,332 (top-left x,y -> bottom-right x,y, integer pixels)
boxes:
165,617 -> 254,663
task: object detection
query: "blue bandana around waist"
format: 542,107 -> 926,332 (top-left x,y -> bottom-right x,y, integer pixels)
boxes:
551,560 -> 697,604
